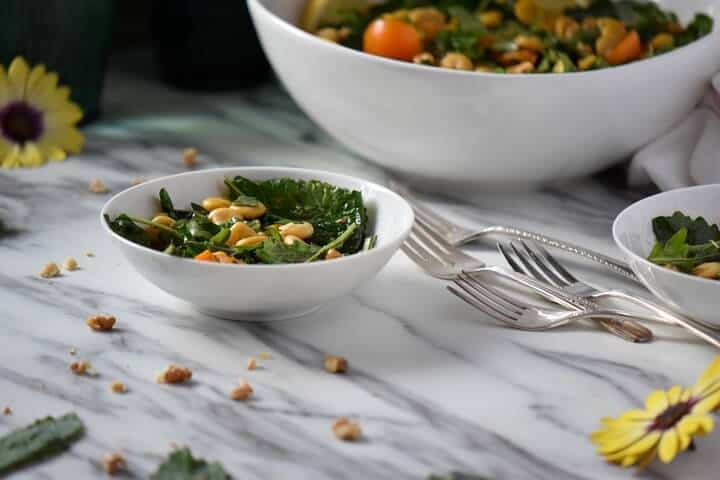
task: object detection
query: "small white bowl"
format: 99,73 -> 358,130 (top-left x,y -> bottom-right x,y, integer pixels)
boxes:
101,167 -> 413,321
613,184 -> 720,326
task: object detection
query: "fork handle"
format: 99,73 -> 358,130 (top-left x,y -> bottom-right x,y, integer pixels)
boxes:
595,290 -> 720,349
477,226 -> 640,284
473,267 -> 653,343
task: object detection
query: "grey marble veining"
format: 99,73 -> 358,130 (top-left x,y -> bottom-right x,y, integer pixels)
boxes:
0,57 -> 718,480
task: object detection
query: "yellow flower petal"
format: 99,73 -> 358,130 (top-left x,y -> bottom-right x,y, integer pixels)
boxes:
19,142 -> 45,167
0,65 -> 11,106
605,431 -> 661,462
43,103 -> 83,127
1,144 -> 22,168
25,70 -> 59,106
658,429 -> 679,463
635,445 -> 658,470
645,390 -> 669,415
7,56 -> 30,100
691,390 -> 720,414
25,64 -> 46,97
598,428 -> 647,454
37,140 -> 67,162
667,385 -> 684,404
695,357 -> 720,391
680,414 -> 714,436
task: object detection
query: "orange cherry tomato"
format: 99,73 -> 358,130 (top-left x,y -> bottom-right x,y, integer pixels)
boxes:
363,18 -> 423,62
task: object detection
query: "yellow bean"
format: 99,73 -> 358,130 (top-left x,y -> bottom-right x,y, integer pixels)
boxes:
226,222 -> 257,246
151,215 -> 176,227
279,222 -> 314,240
235,235 -> 268,247
202,197 -> 231,211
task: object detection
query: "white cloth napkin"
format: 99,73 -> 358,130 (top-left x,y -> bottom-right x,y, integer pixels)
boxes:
628,73 -> 720,191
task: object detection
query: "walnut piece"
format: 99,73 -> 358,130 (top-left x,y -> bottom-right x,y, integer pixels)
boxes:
63,257 -> 78,271
247,357 -> 257,371
2,406 -> 11,415
102,452 -> 127,475
84,250 -> 95,257
69,347 -> 77,355
70,360 -> 92,375
39,262 -> 60,278
324,355 -> 348,374
131,176 -> 146,186
332,417 -> 362,442
230,380 -> 253,401
258,351 -> 271,360
88,178 -> 109,194
156,364 -> 192,384
183,148 -> 197,168
109,380 -> 127,394
86,314 -> 116,332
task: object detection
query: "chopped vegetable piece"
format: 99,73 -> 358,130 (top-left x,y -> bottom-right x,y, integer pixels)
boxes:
0,413 -> 84,475
150,447 -> 230,480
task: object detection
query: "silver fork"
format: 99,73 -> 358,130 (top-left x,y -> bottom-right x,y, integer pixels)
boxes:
498,240 -> 720,349
449,273 -> 652,333
403,217 -> 653,342
389,180 -> 639,283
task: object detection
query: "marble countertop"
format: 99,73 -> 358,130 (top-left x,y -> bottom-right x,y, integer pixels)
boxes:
1,58 -> 718,480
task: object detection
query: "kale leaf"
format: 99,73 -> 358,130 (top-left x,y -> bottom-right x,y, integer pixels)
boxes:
0,413 -> 84,475
676,13 -> 714,46
652,211 -> 720,245
105,214 -> 153,247
150,447 -> 230,480
159,188 -> 193,220
226,176 -> 367,253
255,238 -> 320,264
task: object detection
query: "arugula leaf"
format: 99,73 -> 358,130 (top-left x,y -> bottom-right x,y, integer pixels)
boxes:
106,214 -> 153,247
677,13 -> 714,46
150,447 -> 230,480
159,188 -> 192,220
226,177 -> 367,253
652,212 -> 720,245
255,238 -> 320,264
0,413 -> 84,474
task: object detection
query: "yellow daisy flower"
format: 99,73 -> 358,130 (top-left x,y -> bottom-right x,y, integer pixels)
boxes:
591,357 -> 720,469
0,56 -> 84,169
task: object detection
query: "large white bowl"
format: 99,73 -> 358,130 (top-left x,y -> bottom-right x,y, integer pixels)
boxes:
613,184 -> 720,326
101,167 -> 413,321
249,0 -> 720,188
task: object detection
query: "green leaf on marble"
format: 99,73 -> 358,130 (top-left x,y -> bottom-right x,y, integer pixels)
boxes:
0,412 -> 84,474
150,447 -> 230,480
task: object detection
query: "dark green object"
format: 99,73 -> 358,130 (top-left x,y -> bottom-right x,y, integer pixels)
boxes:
228,176 -> 368,253
106,177 -> 369,264
150,447 -> 230,480
648,212 -> 720,272
0,1 -> 115,123
151,0 -> 270,90
0,413 -> 84,474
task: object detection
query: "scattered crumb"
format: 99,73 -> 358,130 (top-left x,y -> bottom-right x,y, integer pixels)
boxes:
156,364 -> 192,384
109,380 -> 127,394
332,417 -> 362,442
84,250 -> 94,257
258,352 -> 271,360
69,347 -> 77,355
2,406 -> 11,415
70,360 -> 92,376
324,355 -> 348,374
247,357 -> 257,371
39,262 -> 60,279
131,176 -> 146,186
88,178 -> 109,194
229,380 -> 253,401
183,147 -> 197,168
102,452 -> 127,475
86,314 -> 116,332
63,257 -> 78,271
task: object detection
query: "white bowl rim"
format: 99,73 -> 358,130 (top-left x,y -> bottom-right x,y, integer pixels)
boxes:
100,166 -> 414,270
249,0 -> 720,79
612,183 -> 720,287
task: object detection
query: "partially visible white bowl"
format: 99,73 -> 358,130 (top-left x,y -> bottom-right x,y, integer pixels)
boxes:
101,167 -> 413,321
249,0 -> 720,188
613,185 -> 720,326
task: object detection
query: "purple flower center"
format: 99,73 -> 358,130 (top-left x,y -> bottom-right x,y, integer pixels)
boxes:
649,400 -> 694,431
0,101 -> 43,144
